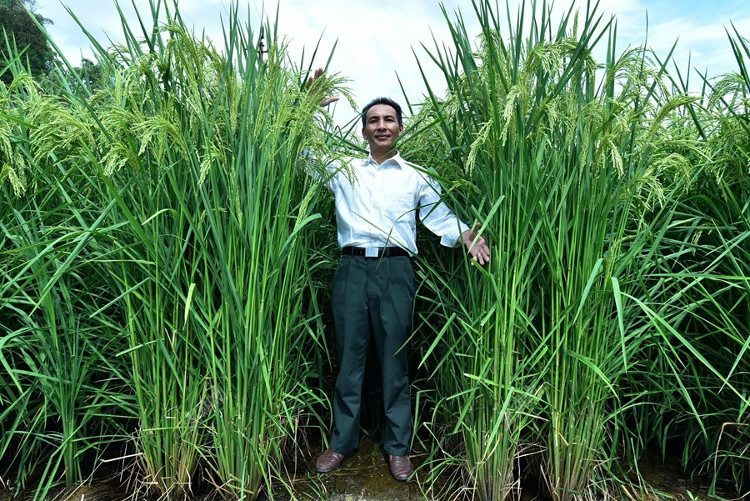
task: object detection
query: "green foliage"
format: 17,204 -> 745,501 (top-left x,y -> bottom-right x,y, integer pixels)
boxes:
0,0 -> 344,499
404,1 -> 749,499
1,0 -> 748,499
0,0 -> 54,84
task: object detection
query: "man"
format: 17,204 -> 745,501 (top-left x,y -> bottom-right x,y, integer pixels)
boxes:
311,73 -> 490,481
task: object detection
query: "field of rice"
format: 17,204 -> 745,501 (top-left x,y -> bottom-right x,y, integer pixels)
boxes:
0,0 -> 748,499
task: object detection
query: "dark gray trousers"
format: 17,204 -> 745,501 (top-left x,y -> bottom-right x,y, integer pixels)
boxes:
329,254 -> 415,456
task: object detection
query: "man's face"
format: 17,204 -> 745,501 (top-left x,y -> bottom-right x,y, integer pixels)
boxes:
362,104 -> 403,154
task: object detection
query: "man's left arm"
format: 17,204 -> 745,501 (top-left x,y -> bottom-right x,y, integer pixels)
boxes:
417,174 -> 491,265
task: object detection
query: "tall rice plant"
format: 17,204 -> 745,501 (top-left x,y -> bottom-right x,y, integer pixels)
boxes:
78,3 -> 337,497
190,10 -> 339,500
618,27 -> 750,495
2,0 -> 341,498
406,1 -> 702,498
0,65 -> 131,498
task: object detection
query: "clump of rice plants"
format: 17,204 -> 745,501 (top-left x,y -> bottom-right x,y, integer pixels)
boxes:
0,52 -> 131,499
1,0 -> 343,498
404,0 -> 748,499
616,26 -> 750,496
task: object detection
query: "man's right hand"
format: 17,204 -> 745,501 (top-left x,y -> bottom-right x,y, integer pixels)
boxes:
461,228 -> 491,266
307,67 -> 339,107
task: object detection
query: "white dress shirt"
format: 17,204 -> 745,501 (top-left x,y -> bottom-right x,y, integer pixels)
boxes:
323,152 -> 469,254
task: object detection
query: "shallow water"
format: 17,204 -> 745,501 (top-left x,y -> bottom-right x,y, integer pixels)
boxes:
0,439 -> 734,500
275,436 -> 424,501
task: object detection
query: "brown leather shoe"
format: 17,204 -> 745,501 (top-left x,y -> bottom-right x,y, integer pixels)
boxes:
388,454 -> 413,481
315,448 -> 356,473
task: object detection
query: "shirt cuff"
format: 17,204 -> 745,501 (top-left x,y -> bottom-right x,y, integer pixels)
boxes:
440,220 -> 470,248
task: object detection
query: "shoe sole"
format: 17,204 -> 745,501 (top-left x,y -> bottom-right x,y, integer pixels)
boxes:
390,471 -> 413,482
316,461 -> 346,474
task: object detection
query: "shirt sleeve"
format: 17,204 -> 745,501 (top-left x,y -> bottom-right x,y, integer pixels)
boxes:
417,172 -> 469,247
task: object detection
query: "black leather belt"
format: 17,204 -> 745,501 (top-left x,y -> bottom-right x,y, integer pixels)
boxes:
341,246 -> 410,258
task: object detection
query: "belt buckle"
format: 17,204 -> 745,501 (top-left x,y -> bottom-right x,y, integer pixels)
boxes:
365,247 -> 379,258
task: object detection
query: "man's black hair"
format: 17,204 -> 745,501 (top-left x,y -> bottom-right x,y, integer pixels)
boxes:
361,97 -> 403,127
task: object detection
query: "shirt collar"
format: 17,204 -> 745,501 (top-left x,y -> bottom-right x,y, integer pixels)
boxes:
366,151 -> 405,169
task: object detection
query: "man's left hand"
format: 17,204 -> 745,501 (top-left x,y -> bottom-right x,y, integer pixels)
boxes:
306,67 -> 339,107
461,228 -> 491,266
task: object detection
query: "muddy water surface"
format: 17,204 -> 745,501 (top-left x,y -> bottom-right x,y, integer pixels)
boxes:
0,439 -> 736,500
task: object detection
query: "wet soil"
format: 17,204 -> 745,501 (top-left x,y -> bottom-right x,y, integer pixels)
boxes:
0,439 -> 738,500
628,451 -> 733,500
274,436 -> 424,501
0,436 -> 424,501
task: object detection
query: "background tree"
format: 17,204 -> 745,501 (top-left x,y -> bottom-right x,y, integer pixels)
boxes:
0,0 -> 54,84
